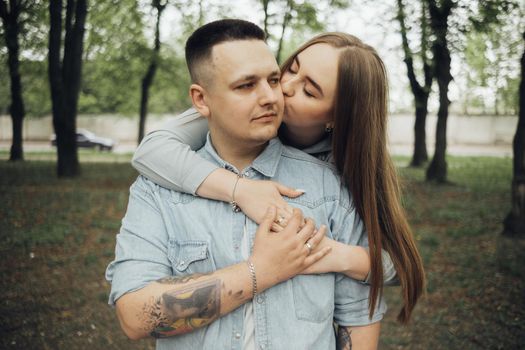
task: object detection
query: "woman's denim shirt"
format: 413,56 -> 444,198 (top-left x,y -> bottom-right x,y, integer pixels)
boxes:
106,136 -> 386,350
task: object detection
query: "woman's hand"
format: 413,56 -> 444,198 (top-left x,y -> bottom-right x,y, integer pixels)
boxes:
250,207 -> 331,291
300,237 -> 371,281
235,178 -> 304,224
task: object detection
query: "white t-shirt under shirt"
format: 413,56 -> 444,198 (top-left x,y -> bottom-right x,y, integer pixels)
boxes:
241,222 -> 256,349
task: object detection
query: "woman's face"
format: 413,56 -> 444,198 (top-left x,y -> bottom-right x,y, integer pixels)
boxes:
280,43 -> 340,132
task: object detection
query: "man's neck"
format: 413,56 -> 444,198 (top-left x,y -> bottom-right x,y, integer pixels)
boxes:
209,135 -> 267,172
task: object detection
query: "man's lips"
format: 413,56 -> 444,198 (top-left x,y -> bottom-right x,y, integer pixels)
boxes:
252,112 -> 277,122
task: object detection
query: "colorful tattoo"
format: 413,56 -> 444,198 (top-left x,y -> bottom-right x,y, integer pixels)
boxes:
141,277 -> 221,338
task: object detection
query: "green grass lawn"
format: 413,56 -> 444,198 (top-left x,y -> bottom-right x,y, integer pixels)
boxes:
0,154 -> 523,349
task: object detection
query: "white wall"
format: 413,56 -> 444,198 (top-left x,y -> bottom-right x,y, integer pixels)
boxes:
0,114 -> 518,146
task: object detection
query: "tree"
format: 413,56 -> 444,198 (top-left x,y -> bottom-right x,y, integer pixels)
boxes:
425,0 -> 454,183
138,0 -> 166,144
48,0 -> 87,177
0,0 -> 27,161
80,0 -> 149,115
503,31 -> 525,237
396,0 -> 433,167
258,0 -> 347,63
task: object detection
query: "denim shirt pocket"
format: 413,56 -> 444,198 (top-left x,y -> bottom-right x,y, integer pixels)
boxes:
168,240 -> 216,275
292,274 -> 334,323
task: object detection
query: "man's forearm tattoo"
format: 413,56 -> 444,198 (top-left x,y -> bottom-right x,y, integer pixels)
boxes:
140,277 -> 221,338
336,326 -> 352,350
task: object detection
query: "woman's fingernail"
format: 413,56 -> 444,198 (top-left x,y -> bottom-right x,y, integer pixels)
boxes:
295,189 -> 306,193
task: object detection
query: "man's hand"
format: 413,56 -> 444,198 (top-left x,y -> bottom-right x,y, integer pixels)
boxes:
250,206 -> 331,291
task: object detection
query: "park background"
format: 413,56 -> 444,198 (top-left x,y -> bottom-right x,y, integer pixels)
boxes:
1,0 -> 524,349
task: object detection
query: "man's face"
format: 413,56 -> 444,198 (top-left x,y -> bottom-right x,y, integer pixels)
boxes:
200,40 -> 284,147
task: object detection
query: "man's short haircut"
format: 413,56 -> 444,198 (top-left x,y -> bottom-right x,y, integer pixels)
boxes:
185,19 -> 266,84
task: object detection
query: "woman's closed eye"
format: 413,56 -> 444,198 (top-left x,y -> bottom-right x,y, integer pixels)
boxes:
303,89 -> 315,98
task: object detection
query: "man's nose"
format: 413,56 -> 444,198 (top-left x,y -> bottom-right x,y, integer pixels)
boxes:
258,81 -> 280,106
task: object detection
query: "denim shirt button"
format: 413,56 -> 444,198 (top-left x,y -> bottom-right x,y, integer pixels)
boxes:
234,332 -> 241,339
179,261 -> 185,267
244,171 -> 250,177
256,295 -> 264,304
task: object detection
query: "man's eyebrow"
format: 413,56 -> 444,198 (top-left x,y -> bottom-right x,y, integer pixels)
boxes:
235,74 -> 257,82
231,70 -> 281,85
295,56 -> 324,97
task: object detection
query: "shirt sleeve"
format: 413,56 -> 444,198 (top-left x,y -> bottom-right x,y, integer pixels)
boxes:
132,108 -> 219,194
328,185 -> 387,326
105,176 -> 172,306
363,248 -> 399,286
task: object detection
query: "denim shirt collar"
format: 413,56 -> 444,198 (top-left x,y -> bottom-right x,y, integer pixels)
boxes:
202,133 -> 283,178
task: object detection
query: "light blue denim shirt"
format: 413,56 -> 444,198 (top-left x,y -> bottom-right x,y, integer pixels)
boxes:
106,135 -> 386,350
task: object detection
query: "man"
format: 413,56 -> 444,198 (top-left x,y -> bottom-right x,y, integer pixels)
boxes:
106,19 -> 385,349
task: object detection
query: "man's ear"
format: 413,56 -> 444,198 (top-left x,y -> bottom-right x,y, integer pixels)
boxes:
189,84 -> 210,118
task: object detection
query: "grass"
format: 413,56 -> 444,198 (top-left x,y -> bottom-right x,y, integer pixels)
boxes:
0,153 -> 523,349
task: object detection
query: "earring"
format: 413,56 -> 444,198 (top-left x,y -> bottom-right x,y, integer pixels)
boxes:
325,125 -> 333,133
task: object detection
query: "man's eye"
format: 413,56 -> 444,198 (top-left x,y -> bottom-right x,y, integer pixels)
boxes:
269,78 -> 280,85
238,83 -> 255,89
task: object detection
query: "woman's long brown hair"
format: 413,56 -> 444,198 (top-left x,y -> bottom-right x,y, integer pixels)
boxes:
281,33 -> 426,323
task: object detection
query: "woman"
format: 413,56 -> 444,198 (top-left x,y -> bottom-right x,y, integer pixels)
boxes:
133,32 -> 425,323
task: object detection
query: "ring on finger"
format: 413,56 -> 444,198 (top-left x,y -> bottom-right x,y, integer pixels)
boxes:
305,241 -> 313,254
275,215 -> 286,225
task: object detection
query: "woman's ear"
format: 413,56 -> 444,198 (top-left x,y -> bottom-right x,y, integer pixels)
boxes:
189,84 -> 210,118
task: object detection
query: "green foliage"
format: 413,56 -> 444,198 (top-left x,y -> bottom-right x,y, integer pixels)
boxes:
460,6 -> 522,115
148,49 -> 192,113
258,0 -> 348,60
21,60 -> 51,116
79,0 -> 149,115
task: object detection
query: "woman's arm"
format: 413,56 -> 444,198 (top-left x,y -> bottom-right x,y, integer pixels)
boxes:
301,237 -> 398,285
132,108 -> 304,224
132,108 -> 217,194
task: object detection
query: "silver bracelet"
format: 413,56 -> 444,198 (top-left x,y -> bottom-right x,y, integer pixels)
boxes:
246,259 -> 257,298
230,175 -> 242,212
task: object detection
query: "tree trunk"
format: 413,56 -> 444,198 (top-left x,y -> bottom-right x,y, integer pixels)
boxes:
138,62 -> 157,143
0,0 -> 25,161
138,2 -> 164,144
411,102 -> 429,166
426,0 -> 453,183
503,31 -> 525,237
426,88 -> 449,182
275,0 -> 293,64
261,0 -> 270,39
48,0 -> 87,177
396,0 -> 431,167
